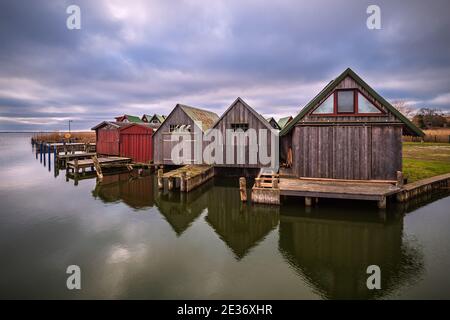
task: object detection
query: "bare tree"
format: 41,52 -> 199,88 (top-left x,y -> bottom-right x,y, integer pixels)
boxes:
392,100 -> 415,119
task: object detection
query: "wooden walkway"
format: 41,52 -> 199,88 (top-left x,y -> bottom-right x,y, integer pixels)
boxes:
66,157 -> 131,179
56,152 -> 96,167
279,178 -> 400,208
158,165 -> 214,192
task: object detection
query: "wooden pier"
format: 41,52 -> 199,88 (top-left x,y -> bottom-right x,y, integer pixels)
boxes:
158,165 -> 214,192
251,170 -> 450,209
396,173 -> 450,202
56,152 -> 96,167
66,156 -> 131,179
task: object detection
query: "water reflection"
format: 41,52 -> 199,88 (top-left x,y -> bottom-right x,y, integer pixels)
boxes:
155,179 -> 211,236
278,203 -> 424,299
92,173 -> 155,210
205,180 -> 279,259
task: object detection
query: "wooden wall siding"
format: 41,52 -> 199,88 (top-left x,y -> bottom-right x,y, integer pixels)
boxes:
153,106 -> 197,164
162,132 -> 199,165
120,125 -> 153,163
211,100 -> 274,168
303,76 -> 400,123
294,124 -> 402,180
371,126 -> 402,180
96,127 -> 120,156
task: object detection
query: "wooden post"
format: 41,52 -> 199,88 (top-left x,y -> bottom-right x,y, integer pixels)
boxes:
255,178 -> 261,188
305,197 -> 312,207
92,156 -> 103,181
239,177 -> 247,202
378,196 -> 387,209
157,169 -> 164,189
74,158 -> 79,179
396,171 -> 404,187
180,171 -> 187,192
168,177 -> 174,191
272,178 -> 278,189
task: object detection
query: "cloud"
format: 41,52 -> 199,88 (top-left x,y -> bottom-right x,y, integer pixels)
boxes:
0,0 -> 450,131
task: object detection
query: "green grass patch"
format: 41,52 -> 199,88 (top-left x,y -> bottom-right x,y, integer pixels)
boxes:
402,142 -> 450,182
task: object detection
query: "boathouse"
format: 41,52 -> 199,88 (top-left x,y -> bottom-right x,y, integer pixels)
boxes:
277,116 -> 293,129
114,114 -> 143,123
92,121 -> 129,156
142,114 -> 166,124
119,123 -> 156,164
280,68 -> 424,181
267,117 -> 281,130
207,97 -> 278,170
152,104 -> 219,165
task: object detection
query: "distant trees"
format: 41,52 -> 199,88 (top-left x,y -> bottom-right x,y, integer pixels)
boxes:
392,100 -> 415,120
412,108 -> 447,129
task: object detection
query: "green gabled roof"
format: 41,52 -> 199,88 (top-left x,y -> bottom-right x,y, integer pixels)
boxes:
144,114 -> 166,123
277,116 -> 293,129
280,68 -> 424,137
126,115 -> 143,123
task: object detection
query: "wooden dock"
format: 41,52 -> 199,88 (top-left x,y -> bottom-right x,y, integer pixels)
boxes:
251,167 -> 402,208
251,170 -> 450,208
396,173 -> 450,202
158,165 -> 214,192
56,152 -> 96,167
278,178 -> 400,208
66,156 -> 131,179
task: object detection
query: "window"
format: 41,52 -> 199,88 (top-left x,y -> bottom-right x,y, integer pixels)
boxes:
337,90 -> 355,113
313,94 -> 334,114
357,92 -> 381,113
231,123 -> 249,132
169,124 -> 191,132
312,89 -> 383,115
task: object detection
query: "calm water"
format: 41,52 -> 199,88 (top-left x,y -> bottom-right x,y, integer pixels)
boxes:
1,133 -> 449,299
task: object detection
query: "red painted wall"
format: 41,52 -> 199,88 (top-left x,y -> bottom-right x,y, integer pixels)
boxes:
96,127 -> 120,155
119,124 -> 153,163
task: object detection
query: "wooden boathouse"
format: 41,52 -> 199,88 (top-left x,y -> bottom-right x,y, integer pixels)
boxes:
152,104 -> 219,165
277,116 -> 293,129
206,97 -> 278,171
114,114 -> 143,123
142,113 -> 166,124
92,121 -> 129,156
252,68 -> 425,208
119,123 -> 156,164
267,117 -> 281,130
280,68 -> 424,180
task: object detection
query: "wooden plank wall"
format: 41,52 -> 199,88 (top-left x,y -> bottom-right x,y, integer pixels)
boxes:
211,100 -> 274,168
294,125 -> 402,180
153,106 -> 196,164
96,127 -> 120,156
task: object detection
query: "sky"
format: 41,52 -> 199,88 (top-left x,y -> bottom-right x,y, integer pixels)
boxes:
0,0 -> 449,131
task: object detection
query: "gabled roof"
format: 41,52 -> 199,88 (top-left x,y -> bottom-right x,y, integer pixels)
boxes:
266,117 -> 281,130
153,104 -> 219,134
91,121 -> 130,130
179,105 -> 219,132
277,116 -> 293,129
142,114 -> 165,123
119,122 -> 159,132
115,114 -> 143,123
211,97 -> 274,131
280,68 -> 424,137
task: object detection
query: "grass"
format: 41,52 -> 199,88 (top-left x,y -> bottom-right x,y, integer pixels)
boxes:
403,142 -> 450,182
33,131 -> 95,143
404,128 -> 450,143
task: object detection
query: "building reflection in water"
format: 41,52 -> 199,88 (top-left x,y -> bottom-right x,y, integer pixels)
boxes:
154,178 -> 212,236
205,178 -> 279,260
278,199 -> 424,299
92,172 -> 155,210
